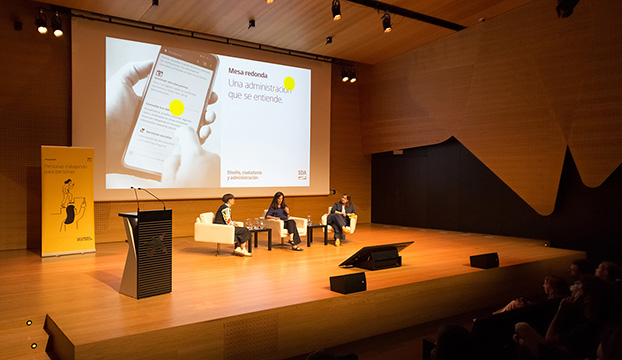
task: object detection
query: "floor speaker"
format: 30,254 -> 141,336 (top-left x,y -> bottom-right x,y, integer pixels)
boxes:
330,272 -> 366,294
470,252 -> 499,269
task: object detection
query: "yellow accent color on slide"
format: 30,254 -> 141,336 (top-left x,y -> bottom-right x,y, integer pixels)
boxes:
284,76 -> 295,91
169,99 -> 185,116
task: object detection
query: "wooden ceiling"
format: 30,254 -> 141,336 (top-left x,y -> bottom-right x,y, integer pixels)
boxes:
41,0 -> 534,64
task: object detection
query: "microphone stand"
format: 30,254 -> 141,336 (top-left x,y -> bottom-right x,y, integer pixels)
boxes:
138,188 -> 166,210
130,186 -> 140,212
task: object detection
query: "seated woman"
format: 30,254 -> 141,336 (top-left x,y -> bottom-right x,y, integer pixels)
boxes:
327,193 -> 356,246
493,274 -> 569,314
265,192 -> 304,251
214,193 -> 252,257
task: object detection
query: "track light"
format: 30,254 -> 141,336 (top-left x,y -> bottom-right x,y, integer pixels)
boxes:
52,12 -> 63,37
341,66 -> 357,83
382,12 -> 392,33
332,0 -> 342,20
36,9 -> 47,34
341,67 -> 349,82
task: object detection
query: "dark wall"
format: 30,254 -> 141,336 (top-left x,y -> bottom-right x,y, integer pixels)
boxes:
372,137 -> 622,262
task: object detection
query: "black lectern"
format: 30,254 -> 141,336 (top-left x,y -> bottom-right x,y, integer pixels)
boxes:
118,210 -> 172,299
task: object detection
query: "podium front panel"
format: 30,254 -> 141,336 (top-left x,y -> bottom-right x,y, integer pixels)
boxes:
136,210 -> 172,299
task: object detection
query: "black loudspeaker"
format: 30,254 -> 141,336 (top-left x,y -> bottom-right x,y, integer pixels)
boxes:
330,272 -> 366,294
470,252 -> 499,269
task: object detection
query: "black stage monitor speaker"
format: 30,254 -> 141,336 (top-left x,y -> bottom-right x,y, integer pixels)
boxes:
339,241 -> 414,271
330,272 -> 366,294
470,252 -> 499,269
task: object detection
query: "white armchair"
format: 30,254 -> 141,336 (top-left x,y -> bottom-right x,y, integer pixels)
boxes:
321,206 -> 357,236
261,209 -> 307,248
194,212 -> 243,256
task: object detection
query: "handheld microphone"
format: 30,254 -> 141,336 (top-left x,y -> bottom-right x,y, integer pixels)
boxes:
130,186 -> 140,212
138,188 -> 166,210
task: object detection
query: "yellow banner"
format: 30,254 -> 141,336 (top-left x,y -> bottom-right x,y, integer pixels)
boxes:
41,146 -> 96,256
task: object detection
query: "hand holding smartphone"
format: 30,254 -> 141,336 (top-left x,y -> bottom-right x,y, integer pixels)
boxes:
122,47 -> 219,177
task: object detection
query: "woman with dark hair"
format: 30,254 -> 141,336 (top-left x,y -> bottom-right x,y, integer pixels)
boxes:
265,192 -> 304,251
214,193 -> 252,256
327,194 -> 356,246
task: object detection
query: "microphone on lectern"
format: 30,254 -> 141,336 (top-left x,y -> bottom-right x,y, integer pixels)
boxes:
138,188 -> 166,210
130,186 -> 140,212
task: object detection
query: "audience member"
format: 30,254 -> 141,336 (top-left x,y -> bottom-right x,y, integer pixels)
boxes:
514,275 -> 615,360
493,274 -> 569,314
595,322 -> 622,360
595,261 -> 621,283
569,258 -> 593,283
431,324 -> 477,360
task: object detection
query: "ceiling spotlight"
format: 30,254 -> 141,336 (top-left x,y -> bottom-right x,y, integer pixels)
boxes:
326,36 -> 333,44
248,19 -> 255,29
382,12 -> 392,33
52,12 -> 63,37
341,67 -> 349,82
332,0 -> 342,20
340,66 -> 356,83
266,0 -> 275,3
36,9 -> 47,34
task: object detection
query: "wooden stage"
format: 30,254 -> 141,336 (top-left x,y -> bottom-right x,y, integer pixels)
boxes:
1,224 -> 584,360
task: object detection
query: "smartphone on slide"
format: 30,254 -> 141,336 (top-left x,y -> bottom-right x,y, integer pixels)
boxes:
122,47 -> 219,176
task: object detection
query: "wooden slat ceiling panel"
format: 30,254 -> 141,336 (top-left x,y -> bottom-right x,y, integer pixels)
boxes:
41,0 -> 534,63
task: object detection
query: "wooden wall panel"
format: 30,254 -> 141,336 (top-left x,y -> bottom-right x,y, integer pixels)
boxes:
359,0 -> 622,215
329,65 -> 372,224
0,0 -> 72,250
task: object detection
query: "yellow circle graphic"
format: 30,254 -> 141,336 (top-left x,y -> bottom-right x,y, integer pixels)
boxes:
169,99 -> 185,116
284,76 -> 295,91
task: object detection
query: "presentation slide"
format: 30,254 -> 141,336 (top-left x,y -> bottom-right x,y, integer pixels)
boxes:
106,38 -> 310,190
72,17 -> 331,201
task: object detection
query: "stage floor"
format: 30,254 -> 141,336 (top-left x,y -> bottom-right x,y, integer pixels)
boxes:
0,224 -> 584,359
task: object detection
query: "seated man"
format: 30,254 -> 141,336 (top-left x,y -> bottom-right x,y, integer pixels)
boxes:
215,193 -> 252,257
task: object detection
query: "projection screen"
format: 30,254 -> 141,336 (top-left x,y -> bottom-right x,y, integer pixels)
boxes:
71,17 -> 331,201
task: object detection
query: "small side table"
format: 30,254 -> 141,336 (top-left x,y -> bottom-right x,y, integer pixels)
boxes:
248,227 -> 273,251
306,223 -> 328,247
